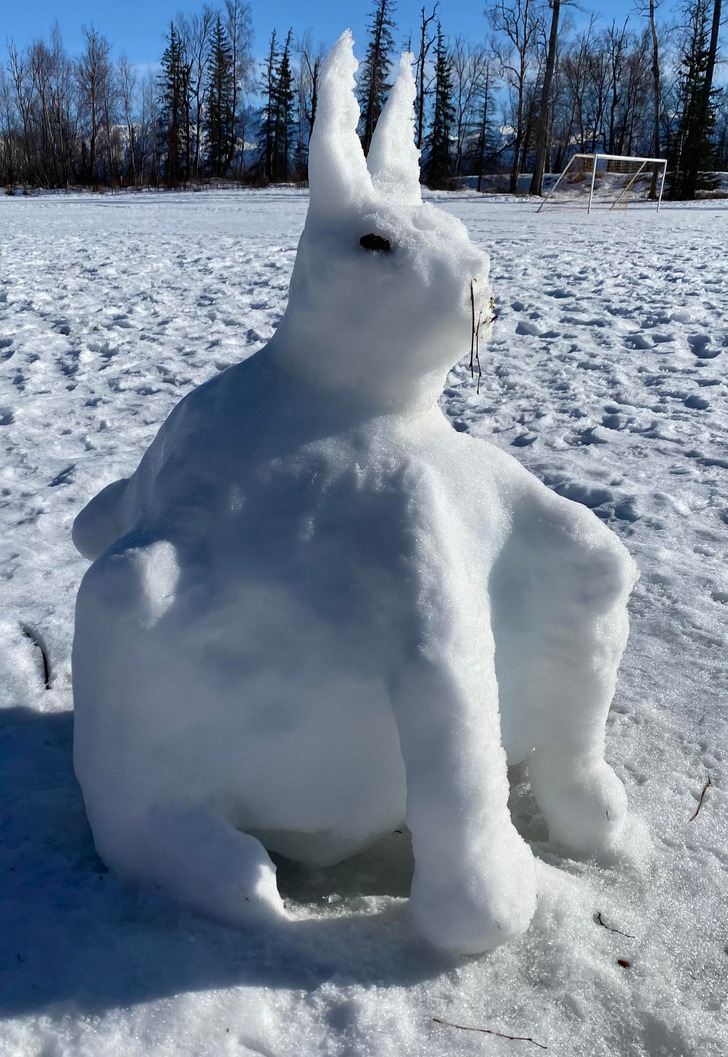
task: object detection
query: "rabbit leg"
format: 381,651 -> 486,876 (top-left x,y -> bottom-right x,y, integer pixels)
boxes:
390,650 -> 536,955
72,477 -> 130,560
74,543 -> 286,928
126,802 -> 287,927
520,524 -> 635,856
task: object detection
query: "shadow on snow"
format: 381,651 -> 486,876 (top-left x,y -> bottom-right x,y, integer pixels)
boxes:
0,706 -> 459,1019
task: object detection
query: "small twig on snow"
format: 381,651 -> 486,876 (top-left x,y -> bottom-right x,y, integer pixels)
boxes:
689,776 -> 711,822
433,1017 -> 547,1050
595,912 -> 634,939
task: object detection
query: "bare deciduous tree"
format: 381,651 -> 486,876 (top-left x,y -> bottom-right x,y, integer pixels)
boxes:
294,31 -> 326,180
450,37 -> 491,177
529,0 -> 561,196
77,25 -> 112,184
177,6 -> 215,180
415,4 -> 439,150
118,57 -> 138,186
489,0 -> 543,193
224,0 -> 254,174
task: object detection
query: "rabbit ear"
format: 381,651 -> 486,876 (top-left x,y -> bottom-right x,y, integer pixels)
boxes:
307,31 -> 374,214
366,54 -> 421,205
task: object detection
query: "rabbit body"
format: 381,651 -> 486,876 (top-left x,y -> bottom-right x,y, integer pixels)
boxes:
72,35 -> 637,955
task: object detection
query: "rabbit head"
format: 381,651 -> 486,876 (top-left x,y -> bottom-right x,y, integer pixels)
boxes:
272,31 -> 493,413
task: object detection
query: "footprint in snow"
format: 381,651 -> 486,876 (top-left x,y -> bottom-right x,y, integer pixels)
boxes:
688,334 -> 719,359
602,412 -> 629,430
613,498 -> 641,522
579,426 -> 611,445
516,320 -> 542,337
561,314 -> 608,329
56,356 -> 79,378
624,334 -> 653,350
549,480 -> 613,509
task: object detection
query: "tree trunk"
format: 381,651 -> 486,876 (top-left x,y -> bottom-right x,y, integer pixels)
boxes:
362,12 -> 385,154
416,4 -> 438,149
476,67 -> 490,192
510,73 -> 525,193
699,0 -> 722,132
648,0 -> 661,196
530,0 -> 561,196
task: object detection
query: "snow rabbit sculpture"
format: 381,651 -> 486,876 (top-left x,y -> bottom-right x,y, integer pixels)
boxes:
72,33 -> 637,955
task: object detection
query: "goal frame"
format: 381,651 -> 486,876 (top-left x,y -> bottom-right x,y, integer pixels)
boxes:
537,153 -> 667,214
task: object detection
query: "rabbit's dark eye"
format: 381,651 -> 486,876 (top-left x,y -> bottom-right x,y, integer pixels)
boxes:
360,233 -> 391,252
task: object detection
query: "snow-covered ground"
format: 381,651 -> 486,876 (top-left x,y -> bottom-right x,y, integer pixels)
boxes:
0,189 -> 725,1056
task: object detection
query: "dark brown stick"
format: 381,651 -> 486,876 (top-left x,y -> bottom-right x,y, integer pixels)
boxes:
689,776 -> 711,822
469,279 -> 477,378
475,311 -> 483,394
433,1017 -> 547,1050
595,912 -> 634,939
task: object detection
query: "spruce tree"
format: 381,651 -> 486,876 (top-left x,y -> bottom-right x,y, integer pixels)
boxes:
358,0 -> 397,155
425,26 -> 455,189
158,23 -> 190,186
206,16 -> 235,178
472,62 -> 497,192
258,30 -> 279,182
271,31 -> 295,182
671,0 -> 719,198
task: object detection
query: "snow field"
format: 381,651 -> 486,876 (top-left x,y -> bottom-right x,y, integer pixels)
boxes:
0,188 -> 726,1056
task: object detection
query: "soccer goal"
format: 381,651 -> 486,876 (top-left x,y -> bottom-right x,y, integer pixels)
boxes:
537,154 -> 667,213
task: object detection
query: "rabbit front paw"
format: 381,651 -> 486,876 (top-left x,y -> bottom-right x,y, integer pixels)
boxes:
529,754 -> 628,856
408,838 -> 537,955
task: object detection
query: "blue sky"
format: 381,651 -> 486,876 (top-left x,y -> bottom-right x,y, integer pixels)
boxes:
2,0 -> 674,69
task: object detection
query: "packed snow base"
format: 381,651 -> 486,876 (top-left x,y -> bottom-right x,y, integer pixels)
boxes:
0,139 -> 726,1057
70,35 -> 635,958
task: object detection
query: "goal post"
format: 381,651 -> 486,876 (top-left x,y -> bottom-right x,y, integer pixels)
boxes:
537,153 -> 667,213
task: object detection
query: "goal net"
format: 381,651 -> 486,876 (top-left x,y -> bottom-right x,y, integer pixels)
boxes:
538,154 -> 667,213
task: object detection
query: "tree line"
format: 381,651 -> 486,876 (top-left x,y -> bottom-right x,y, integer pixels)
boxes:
0,0 -> 724,197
